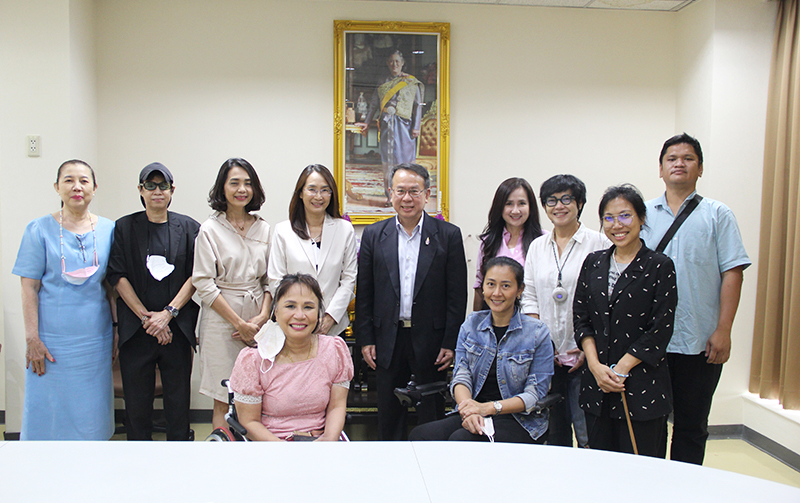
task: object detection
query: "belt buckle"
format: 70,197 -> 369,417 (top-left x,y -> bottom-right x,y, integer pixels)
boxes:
399,319 -> 412,328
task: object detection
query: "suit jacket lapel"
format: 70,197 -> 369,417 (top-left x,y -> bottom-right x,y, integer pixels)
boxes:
295,224 -> 318,270
380,219 -> 401,298
414,214 -> 437,299
133,212 -> 149,270
167,212 -> 182,265
589,250 -> 612,336
609,246 -> 645,305
318,214 -> 337,271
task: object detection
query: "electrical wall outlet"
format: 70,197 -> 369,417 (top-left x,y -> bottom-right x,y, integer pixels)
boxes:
27,135 -> 41,157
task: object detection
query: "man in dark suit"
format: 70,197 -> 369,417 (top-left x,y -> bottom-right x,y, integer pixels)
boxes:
356,163 -> 467,440
107,163 -> 200,440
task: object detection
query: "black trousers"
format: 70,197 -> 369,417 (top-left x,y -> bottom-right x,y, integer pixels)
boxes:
376,327 -> 446,440
659,352 -> 723,464
547,363 -> 588,447
409,413 -> 544,444
118,327 -> 194,441
586,398 -> 667,457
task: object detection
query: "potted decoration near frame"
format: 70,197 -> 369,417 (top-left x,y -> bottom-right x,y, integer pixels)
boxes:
334,20 -> 450,224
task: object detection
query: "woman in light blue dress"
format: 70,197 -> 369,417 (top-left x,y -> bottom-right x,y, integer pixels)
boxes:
13,160 -> 116,440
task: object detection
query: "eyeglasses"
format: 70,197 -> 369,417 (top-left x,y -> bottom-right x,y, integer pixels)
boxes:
545,195 -> 575,207
305,187 -> 333,197
393,188 -> 424,198
140,181 -> 172,191
602,213 -> 634,226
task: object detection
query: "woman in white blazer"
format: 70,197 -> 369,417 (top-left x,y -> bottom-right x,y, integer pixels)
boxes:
268,165 -> 357,337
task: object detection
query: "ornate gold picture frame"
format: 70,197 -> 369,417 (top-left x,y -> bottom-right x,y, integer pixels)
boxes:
334,20 -> 450,225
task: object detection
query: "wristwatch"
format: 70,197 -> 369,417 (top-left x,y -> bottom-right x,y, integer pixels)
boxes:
493,401 -> 503,415
164,305 -> 179,318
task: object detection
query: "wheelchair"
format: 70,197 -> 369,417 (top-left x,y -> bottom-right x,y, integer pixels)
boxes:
205,379 -> 350,441
206,379 -> 249,441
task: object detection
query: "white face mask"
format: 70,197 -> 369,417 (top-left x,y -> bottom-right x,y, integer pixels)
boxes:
255,320 -> 286,373
146,254 -> 175,281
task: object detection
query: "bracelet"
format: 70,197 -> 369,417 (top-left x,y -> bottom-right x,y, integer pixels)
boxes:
112,322 -> 118,328
610,364 -> 630,378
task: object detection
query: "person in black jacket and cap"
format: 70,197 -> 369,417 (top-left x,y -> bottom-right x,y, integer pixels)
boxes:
107,162 -> 200,440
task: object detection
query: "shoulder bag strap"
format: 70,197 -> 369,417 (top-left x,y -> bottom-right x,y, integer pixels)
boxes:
655,195 -> 703,253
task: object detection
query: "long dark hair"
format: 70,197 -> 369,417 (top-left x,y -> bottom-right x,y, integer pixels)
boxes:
478,178 -> 542,278
289,164 -> 341,239
207,158 -> 266,213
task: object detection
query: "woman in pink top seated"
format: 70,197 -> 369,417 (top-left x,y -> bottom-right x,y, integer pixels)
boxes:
229,274 -> 354,441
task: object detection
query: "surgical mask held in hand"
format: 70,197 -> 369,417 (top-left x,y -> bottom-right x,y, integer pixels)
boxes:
482,416 -> 495,443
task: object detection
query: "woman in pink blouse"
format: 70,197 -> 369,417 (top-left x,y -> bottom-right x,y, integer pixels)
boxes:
473,178 -> 544,311
229,274 -> 353,441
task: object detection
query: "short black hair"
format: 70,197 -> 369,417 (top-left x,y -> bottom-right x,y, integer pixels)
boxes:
207,158 -> 265,213
598,184 -> 647,225
390,163 -> 430,190
659,133 -> 703,165
539,174 -> 587,219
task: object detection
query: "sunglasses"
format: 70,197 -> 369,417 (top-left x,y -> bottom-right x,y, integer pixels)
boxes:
140,181 -> 172,191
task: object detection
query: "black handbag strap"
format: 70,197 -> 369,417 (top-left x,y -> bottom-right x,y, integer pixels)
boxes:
656,195 -> 703,253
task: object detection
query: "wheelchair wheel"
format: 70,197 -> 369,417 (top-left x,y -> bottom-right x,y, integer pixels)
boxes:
206,427 -> 235,441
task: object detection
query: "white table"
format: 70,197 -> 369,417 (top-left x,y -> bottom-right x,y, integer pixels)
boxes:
0,441 -> 797,502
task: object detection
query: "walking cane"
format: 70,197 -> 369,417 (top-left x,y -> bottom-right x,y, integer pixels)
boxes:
620,392 -> 639,455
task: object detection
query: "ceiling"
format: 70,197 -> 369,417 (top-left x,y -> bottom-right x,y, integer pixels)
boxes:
362,0 -> 699,12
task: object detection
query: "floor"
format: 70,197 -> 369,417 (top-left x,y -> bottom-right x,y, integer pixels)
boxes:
4,422 -> 798,489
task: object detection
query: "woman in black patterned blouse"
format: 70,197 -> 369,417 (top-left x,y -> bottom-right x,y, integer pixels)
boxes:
573,184 -> 677,457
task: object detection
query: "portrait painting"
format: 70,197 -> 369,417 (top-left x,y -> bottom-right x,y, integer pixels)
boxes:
334,21 -> 450,224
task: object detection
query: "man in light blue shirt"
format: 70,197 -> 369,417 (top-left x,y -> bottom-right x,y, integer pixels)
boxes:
641,133 -> 751,465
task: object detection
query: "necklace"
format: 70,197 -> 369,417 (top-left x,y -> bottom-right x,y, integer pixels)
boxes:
283,336 -> 315,363
306,222 -> 323,242
59,209 -> 98,274
227,213 -> 247,232
613,240 -> 641,266
551,239 -> 577,303
306,223 -> 323,271
612,249 -> 623,276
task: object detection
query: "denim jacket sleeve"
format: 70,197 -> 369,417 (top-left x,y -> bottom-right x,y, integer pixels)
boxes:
515,321 -> 554,414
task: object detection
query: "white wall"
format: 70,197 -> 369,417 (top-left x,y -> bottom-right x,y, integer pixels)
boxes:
675,0 -> 776,428
0,0 -> 784,445
92,0 -> 679,413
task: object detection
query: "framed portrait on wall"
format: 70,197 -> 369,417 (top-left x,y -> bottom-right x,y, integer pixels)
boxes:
334,20 -> 450,224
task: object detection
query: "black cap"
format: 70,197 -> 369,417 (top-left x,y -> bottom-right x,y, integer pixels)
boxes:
139,162 -> 174,184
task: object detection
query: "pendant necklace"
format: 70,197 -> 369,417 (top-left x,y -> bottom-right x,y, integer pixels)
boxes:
551,239 -> 576,303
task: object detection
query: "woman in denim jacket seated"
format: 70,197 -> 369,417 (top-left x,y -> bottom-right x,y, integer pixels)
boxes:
409,257 -> 554,443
